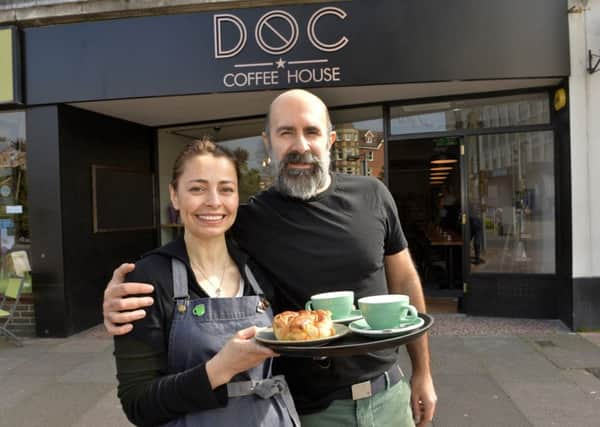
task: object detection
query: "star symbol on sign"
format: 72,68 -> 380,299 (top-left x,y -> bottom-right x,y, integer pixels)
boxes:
275,58 -> 286,69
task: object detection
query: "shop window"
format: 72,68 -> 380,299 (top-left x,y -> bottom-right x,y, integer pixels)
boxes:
158,118 -> 269,244
390,93 -> 550,135
158,108 -> 386,245
331,107 -> 385,180
0,111 -> 31,294
466,130 -> 555,274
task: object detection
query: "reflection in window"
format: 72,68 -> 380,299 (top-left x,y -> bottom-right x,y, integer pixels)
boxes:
390,93 -> 550,135
218,136 -> 271,202
466,131 -> 555,273
158,119 -> 269,244
330,107 -> 385,180
0,112 -> 30,293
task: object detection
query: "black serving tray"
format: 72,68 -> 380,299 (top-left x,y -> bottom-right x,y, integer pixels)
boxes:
259,313 -> 433,357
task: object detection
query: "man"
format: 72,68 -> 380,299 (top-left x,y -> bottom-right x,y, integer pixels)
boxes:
104,89 -> 437,426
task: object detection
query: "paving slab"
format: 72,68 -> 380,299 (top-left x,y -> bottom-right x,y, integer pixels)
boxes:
432,373 -> 531,427
71,388 -> 132,427
0,353 -> 30,376
0,374 -> 54,409
463,337 -> 562,384
58,352 -> 118,384
0,382 -> 115,427
560,369 -> 600,402
527,334 -> 600,369
9,352 -> 95,377
580,333 -> 600,348
501,380 -> 600,427
0,338 -> 66,357
49,338 -> 113,354
429,336 -> 487,375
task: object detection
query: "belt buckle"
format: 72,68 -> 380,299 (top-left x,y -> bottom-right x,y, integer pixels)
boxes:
351,380 -> 372,400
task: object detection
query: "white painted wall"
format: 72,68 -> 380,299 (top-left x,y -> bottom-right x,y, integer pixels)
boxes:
569,0 -> 600,277
587,1 -> 600,277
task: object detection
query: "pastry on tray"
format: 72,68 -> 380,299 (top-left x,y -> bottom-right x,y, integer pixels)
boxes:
272,309 -> 336,341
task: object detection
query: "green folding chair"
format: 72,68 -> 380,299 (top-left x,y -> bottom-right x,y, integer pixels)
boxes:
0,276 -> 25,346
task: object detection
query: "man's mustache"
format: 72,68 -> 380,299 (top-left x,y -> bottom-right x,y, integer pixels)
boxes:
282,151 -> 319,166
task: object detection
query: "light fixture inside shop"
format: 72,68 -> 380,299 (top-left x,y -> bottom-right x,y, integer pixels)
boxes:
430,166 -> 453,171
430,153 -> 458,165
430,172 -> 449,177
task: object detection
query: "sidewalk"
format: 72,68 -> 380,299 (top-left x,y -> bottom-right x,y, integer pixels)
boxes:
1,315 -> 599,427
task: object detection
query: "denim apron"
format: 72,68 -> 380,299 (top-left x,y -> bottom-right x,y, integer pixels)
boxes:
163,259 -> 299,427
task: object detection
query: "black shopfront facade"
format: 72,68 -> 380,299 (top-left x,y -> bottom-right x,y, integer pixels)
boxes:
17,0 -> 579,337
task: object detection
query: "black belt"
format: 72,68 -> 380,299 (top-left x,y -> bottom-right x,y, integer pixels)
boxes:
332,364 -> 404,401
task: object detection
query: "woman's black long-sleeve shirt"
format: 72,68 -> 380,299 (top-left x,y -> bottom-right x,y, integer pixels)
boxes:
113,237 -> 278,426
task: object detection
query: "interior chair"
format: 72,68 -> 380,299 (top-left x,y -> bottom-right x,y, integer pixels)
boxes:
0,276 -> 25,346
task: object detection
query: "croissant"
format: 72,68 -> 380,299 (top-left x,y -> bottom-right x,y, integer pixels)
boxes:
273,309 -> 336,341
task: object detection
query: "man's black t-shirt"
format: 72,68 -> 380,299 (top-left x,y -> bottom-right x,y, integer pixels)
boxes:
234,173 -> 408,413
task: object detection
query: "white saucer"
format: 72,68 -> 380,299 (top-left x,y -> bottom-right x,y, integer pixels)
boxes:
255,324 -> 350,347
332,309 -> 363,324
348,317 -> 425,338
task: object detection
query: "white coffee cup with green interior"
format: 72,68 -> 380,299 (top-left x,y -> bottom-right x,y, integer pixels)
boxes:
305,291 -> 354,320
358,294 -> 418,330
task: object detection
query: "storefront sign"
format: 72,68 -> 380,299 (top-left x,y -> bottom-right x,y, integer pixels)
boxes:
215,7 -> 347,89
0,27 -> 22,105
5,205 -> 23,214
24,0 -> 569,104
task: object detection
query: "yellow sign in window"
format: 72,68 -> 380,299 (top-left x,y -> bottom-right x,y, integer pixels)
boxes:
0,28 -> 14,104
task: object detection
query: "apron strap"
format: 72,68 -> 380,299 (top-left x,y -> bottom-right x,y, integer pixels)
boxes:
172,258 -> 190,312
227,376 -> 300,427
244,265 -> 266,296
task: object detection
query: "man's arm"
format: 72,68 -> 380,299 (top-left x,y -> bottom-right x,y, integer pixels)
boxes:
103,263 -> 155,335
385,248 -> 437,427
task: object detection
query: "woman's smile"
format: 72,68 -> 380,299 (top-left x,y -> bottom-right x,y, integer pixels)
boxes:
195,213 -> 227,224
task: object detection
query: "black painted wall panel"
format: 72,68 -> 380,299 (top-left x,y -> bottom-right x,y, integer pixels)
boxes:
26,106 -> 68,336
465,275 -> 559,319
573,278 -> 600,331
554,83 -> 573,329
58,106 -> 156,336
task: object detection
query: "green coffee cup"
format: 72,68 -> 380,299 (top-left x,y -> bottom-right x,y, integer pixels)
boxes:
305,291 -> 354,320
358,294 -> 418,330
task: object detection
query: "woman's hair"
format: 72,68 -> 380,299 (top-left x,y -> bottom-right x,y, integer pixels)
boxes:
171,138 -> 240,190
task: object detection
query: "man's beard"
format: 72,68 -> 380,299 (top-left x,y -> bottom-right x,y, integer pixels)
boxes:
271,151 -> 330,200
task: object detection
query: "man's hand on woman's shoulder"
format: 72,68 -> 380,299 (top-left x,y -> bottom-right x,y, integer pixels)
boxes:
103,263 -> 155,336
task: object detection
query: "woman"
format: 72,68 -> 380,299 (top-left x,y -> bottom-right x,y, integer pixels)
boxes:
113,140 -> 299,427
